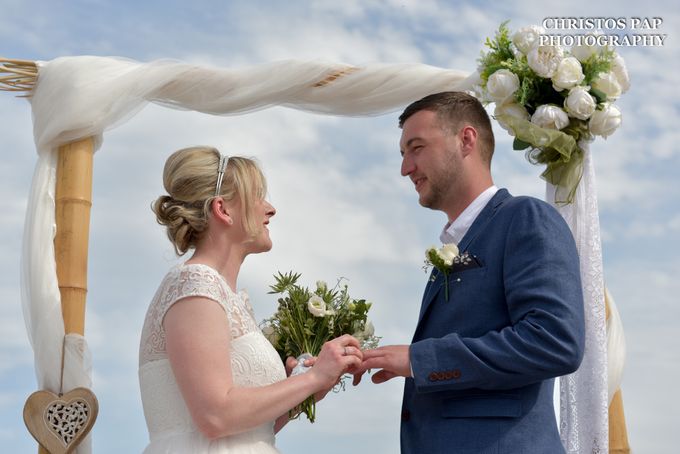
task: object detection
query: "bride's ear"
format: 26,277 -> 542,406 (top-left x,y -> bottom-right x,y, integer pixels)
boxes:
210,197 -> 234,225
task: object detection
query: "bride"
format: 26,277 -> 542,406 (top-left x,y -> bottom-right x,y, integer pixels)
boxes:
138,146 -> 362,453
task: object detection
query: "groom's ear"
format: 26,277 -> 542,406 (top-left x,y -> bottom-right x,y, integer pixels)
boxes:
459,125 -> 478,157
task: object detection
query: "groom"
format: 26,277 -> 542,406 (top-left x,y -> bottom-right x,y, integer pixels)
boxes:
355,92 -> 585,453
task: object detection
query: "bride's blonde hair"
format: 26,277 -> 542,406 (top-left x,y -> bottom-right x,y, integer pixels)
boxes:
152,146 -> 267,255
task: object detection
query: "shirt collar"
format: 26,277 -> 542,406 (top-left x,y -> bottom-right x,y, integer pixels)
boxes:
440,185 -> 498,245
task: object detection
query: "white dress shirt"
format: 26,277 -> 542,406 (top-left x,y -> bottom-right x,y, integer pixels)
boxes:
439,185 -> 499,246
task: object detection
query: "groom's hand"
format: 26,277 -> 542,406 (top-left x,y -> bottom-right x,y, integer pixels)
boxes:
353,345 -> 411,385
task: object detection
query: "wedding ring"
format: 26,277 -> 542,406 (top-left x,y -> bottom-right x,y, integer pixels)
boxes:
343,347 -> 349,356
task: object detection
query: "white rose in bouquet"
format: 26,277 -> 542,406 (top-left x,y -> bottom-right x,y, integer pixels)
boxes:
527,45 -> 564,78
494,102 -> 530,135
307,295 -> 327,317
486,69 -> 520,104
592,72 -> 622,101
512,25 -> 545,54
531,104 -> 570,130
589,103 -> 622,138
571,31 -> 606,62
611,53 -> 631,93
564,86 -> 597,120
552,56 -> 585,91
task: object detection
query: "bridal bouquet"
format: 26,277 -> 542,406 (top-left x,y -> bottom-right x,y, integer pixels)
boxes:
261,271 -> 380,422
476,22 -> 629,203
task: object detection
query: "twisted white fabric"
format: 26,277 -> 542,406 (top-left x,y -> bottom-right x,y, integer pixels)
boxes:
20,55 -> 615,453
606,287 -> 626,404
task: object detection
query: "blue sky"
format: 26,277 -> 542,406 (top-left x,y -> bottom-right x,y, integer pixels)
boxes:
1,0 -> 678,453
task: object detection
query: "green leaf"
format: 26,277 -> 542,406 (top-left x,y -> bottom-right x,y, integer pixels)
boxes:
590,88 -> 608,104
513,137 -> 531,150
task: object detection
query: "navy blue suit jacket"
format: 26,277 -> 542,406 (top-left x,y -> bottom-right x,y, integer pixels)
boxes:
401,189 -> 585,454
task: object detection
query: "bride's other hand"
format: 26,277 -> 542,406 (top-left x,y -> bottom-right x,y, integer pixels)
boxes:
309,334 -> 362,389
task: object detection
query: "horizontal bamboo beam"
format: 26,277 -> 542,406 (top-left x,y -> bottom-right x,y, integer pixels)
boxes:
0,58 -> 37,96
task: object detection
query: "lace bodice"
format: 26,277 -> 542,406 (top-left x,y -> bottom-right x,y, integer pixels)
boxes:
138,263 -> 286,453
139,263 -> 262,366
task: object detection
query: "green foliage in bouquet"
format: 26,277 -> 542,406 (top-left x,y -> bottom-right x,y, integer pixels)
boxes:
261,271 -> 380,422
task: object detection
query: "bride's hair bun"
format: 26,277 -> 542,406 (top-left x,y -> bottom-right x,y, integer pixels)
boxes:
152,146 -> 267,255
152,194 -> 207,255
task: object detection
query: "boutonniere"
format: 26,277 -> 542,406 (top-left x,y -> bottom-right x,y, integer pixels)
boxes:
424,243 -> 472,300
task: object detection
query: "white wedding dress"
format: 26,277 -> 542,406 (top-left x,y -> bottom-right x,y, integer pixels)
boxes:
139,263 -> 287,453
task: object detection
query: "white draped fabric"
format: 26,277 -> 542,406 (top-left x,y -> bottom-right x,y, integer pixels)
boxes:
21,55 -> 615,454
547,144 -> 610,453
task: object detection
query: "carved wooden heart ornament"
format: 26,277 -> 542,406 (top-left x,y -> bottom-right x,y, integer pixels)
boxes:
23,387 -> 98,454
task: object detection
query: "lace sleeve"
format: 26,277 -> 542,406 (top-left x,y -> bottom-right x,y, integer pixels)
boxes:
139,264 -> 262,366
157,266 -> 230,323
140,265 -> 230,365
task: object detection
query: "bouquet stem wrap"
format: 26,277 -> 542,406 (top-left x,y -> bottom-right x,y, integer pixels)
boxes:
290,353 -> 316,422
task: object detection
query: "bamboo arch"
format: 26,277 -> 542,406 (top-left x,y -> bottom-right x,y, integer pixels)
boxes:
1,56 -> 629,454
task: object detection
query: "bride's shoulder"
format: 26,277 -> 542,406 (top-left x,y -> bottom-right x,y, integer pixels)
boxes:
152,263 -> 227,305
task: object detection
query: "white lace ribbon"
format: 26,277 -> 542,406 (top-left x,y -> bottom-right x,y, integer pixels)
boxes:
547,142 -> 609,453
290,353 -> 314,377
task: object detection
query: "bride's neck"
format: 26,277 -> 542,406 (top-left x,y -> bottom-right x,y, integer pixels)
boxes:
187,242 -> 245,292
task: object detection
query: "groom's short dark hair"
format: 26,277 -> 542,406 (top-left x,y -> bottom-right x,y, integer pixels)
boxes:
398,91 -> 495,164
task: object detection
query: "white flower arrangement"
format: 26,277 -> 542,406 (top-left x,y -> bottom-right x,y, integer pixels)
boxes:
261,271 -> 380,423
477,22 -> 629,203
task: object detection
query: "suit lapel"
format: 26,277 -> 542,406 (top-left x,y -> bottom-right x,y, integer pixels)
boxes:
457,189 -> 510,252
414,189 -> 512,329
417,268 -> 442,323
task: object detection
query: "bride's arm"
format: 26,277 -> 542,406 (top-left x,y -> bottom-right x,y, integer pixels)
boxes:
164,296 -> 360,440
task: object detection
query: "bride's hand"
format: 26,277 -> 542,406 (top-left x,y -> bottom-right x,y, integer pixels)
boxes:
286,356 -> 336,402
284,356 -> 314,377
308,335 -> 363,390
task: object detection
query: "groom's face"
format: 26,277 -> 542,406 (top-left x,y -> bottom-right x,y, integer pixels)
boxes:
399,110 -> 462,211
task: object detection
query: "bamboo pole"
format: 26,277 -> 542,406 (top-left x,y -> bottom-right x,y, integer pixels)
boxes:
606,290 -> 631,454
36,137 -> 96,454
55,137 -> 95,336
610,391 -> 631,453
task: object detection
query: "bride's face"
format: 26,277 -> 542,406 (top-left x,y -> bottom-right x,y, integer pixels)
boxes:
244,197 -> 276,255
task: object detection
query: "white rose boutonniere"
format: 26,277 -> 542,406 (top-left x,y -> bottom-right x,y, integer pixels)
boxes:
424,243 -> 470,300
